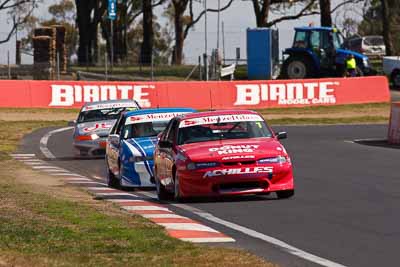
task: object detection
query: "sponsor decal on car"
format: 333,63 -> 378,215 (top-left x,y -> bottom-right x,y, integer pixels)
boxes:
49,84 -> 155,107
221,155 -> 255,160
82,123 -> 113,133
82,102 -> 139,111
180,114 -> 263,128
203,166 -> 273,178
126,112 -> 190,125
233,81 -> 338,106
209,145 -> 259,155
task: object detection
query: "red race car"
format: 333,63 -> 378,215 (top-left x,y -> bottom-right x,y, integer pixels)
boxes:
153,110 -> 294,201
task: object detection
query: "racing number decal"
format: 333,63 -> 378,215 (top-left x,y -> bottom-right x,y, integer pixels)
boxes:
83,123 -> 113,132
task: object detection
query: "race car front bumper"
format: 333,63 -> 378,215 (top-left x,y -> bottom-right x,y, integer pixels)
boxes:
73,138 -> 108,156
177,163 -> 294,197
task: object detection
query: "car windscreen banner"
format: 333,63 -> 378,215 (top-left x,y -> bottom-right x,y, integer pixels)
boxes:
0,77 -> 390,109
179,114 -> 264,128
126,112 -> 191,125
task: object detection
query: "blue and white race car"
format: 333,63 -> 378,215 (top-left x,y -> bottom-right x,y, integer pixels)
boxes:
105,108 -> 196,188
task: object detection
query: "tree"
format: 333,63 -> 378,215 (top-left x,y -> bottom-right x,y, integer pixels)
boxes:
319,0 -> 332,26
358,0 -> 400,55
139,0 -> 166,64
167,0 -> 234,65
380,0 -> 396,56
0,0 -> 40,44
246,0 -> 318,28
140,0 -> 153,64
75,0 -> 110,65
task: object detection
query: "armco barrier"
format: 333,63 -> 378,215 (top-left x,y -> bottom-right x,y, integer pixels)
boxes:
388,102 -> 400,144
0,76 -> 390,109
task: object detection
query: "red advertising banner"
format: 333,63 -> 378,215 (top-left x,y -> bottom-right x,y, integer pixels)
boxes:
0,76 -> 390,109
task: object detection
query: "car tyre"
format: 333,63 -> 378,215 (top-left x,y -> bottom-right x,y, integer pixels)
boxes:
276,190 -> 294,199
173,172 -> 185,203
155,173 -> 171,201
107,169 -> 120,189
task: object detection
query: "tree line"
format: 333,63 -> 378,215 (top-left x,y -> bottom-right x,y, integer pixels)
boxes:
1,0 -> 399,65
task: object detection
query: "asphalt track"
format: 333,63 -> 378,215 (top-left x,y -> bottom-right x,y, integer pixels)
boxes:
18,124 -> 400,267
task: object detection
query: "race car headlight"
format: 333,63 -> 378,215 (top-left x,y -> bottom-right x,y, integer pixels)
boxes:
258,156 -> 287,164
187,162 -> 219,170
91,133 -> 100,140
129,156 -> 153,162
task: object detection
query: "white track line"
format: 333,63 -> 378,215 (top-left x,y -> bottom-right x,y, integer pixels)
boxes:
50,173 -> 85,177
142,214 -> 185,219
32,166 -> 64,170
19,159 -> 43,162
181,237 -> 235,243
41,169 -> 69,173
158,223 -> 219,233
121,206 -> 169,211
87,187 -> 116,191
63,177 -> 92,181
40,127 -> 73,159
106,199 -> 142,202
11,154 -> 35,157
95,192 -> 136,197
68,181 -> 107,186
24,162 -> 45,165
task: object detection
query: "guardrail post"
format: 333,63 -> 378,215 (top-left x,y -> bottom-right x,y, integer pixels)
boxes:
7,51 -> 11,79
105,52 -> 108,81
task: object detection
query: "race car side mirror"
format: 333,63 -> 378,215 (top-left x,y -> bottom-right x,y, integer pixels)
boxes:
158,140 -> 173,149
276,132 -> 287,140
109,134 -> 120,146
68,120 -> 76,126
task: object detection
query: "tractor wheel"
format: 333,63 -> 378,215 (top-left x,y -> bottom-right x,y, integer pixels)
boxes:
281,57 -> 314,79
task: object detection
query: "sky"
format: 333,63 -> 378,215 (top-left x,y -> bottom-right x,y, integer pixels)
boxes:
0,0 -> 364,65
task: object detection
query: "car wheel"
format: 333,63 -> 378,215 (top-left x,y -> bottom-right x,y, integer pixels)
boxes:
276,190 -> 294,199
155,174 -> 171,201
106,169 -> 119,188
173,171 -> 184,202
391,70 -> 400,89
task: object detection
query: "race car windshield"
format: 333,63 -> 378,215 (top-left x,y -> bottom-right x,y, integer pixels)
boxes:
123,121 -> 169,139
77,108 -> 127,123
178,121 -> 273,145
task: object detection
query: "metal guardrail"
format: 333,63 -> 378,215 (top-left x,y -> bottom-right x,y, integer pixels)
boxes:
76,71 -> 150,81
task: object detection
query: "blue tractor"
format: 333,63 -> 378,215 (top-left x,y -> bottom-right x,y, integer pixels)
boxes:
281,27 -> 373,79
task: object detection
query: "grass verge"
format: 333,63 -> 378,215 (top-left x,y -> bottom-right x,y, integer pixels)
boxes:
0,120 -> 275,267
